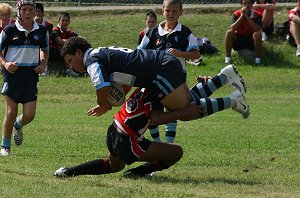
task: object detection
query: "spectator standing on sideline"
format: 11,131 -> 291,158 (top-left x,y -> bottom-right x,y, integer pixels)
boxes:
224,0 -> 263,65
138,10 -> 157,45
0,3 -> 15,33
253,0 -> 276,40
35,2 -> 53,75
50,12 -> 78,76
137,0 -> 200,143
287,0 -> 300,56
0,0 -> 49,156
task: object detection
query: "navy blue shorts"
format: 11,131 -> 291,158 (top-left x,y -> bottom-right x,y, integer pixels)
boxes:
106,124 -> 151,165
151,53 -> 186,101
1,81 -> 38,104
233,34 -> 255,51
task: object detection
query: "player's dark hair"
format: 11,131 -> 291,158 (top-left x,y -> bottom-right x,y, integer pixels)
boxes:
59,12 -> 70,20
61,36 -> 92,57
145,10 -> 157,21
240,0 -> 255,4
163,0 -> 182,10
35,2 -> 44,12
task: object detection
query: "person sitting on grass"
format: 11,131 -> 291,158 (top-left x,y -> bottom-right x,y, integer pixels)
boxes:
224,0 -> 263,65
287,0 -> 300,56
49,12 -> 78,76
253,0 -> 276,40
53,69 -> 250,178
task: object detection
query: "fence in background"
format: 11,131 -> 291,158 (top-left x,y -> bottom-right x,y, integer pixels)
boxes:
3,0 -> 296,6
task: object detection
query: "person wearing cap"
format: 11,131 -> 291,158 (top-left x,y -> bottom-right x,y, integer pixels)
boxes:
0,0 -> 49,156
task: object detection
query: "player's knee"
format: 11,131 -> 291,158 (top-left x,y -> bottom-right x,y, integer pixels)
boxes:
176,145 -> 184,161
22,112 -> 35,123
172,144 -> 183,163
6,109 -> 18,119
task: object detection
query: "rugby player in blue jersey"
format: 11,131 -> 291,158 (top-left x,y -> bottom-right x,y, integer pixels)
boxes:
0,0 -> 49,156
61,36 -> 248,119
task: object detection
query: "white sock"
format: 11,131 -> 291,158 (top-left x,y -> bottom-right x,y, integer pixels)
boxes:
225,57 -> 231,64
255,58 -> 261,64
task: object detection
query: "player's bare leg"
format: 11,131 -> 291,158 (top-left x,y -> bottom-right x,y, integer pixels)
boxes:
123,141 -> 183,177
160,83 -> 191,111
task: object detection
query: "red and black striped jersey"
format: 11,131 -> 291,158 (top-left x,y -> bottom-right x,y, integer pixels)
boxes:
114,88 -> 163,139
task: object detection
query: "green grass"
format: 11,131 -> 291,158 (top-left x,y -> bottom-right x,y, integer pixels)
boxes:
1,8 -> 300,197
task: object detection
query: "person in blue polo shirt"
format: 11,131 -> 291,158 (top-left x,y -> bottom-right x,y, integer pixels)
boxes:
137,0 -> 200,144
0,0 -> 49,156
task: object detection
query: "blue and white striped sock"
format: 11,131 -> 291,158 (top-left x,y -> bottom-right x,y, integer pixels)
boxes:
165,122 -> 177,143
1,136 -> 11,148
196,96 -> 232,116
149,126 -> 161,142
14,116 -> 24,130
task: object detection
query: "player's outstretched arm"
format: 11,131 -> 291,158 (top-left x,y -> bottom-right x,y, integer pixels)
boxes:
87,105 -> 109,117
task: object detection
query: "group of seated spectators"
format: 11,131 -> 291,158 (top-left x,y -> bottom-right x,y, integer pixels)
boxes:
223,0 -> 300,64
0,2 -> 78,76
1,0 -> 300,71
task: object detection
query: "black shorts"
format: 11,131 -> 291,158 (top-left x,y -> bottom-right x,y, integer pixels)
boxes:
263,22 -> 274,36
1,81 -> 38,104
233,34 -> 255,51
106,124 -> 151,165
151,53 -> 186,101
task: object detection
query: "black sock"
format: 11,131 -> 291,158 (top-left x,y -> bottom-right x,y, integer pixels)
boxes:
66,159 -> 111,176
130,161 -> 169,175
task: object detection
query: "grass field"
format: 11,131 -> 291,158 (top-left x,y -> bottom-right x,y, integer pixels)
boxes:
0,7 -> 300,197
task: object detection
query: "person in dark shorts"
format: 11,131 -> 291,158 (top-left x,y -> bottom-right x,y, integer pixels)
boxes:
253,0 -> 276,39
287,1 -> 300,56
224,0 -> 263,65
137,0 -> 200,144
0,0 -> 49,156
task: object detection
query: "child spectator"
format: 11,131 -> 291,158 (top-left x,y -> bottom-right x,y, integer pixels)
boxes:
224,0 -> 263,65
35,3 -> 53,35
253,0 -> 276,40
138,10 -> 157,45
35,2 -> 53,75
287,0 -> 300,56
0,0 -> 49,156
0,3 -> 15,33
50,12 -> 78,76
137,0 -> 200,143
